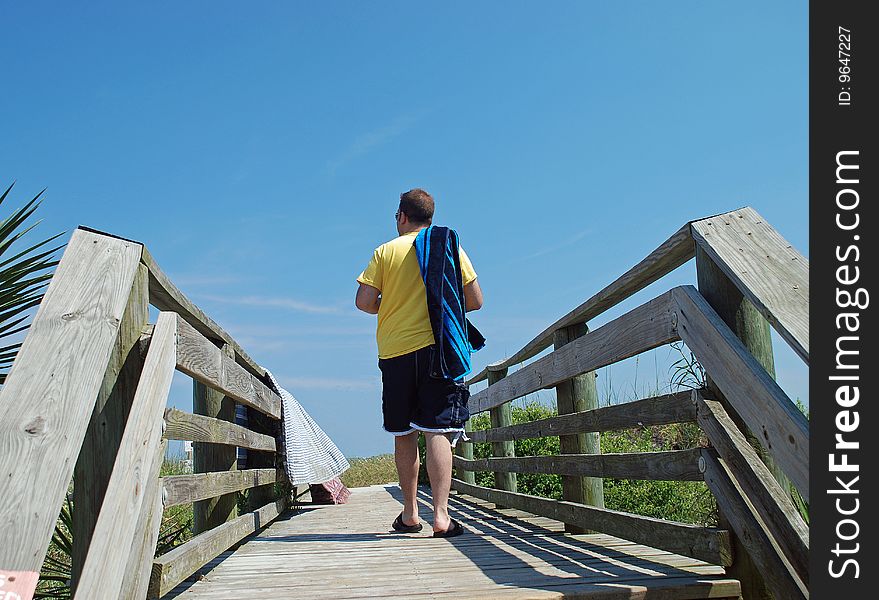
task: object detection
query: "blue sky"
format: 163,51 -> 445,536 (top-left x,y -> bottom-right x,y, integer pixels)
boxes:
2,2 -> 808,458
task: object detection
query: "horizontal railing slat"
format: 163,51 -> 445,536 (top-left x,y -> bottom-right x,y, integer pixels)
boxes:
162,469 -> 277,507
467,391 -> 695,443
673,286 -> 809,502
454,449 -> 703,481
163,408 -> 277,452
149,497 -> 286,598
175,315 -> 281,419
468,221 -> 695,384
695,391 -> 809,584
452,479 -> 732,566
468,290 -> 680,414
691,207 -> 809,363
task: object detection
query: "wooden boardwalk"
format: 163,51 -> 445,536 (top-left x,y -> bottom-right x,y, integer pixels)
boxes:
166,485 -> 741,599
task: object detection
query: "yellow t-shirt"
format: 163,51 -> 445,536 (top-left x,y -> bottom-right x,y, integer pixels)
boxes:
357,230 -> 477,359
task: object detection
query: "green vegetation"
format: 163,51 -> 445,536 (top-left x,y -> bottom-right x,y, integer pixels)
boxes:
340,453 -> 398,488
467,400 -> 717,526
0,183 -> 63,383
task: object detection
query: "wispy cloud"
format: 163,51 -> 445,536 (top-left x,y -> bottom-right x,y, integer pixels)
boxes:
277,375 -> 380,392
520,228 -> 594,260
326,112 -> 424,175
172,274 -> 248,287
194,293 -> 349,315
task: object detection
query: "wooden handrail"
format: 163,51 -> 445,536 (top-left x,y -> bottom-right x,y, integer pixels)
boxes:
690,207 -> 809,363
466,391 -> 695,443
454,449 -> 704,481
467,290 -> 679,414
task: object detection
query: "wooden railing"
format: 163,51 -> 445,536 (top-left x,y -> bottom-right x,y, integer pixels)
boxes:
0,227 -> 317,599
454,207 -> 809,600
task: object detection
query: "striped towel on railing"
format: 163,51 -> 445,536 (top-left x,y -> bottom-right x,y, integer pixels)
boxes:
265,370 -> 350,488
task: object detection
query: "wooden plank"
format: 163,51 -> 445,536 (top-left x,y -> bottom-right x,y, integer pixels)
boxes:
700,451 -> 807,600
451,479 -> 732,566
141,246 -> 266,380
488,368 -> 516,496
149,498 -> 286,598
454,448 -> 704,481
162,469 -> 277,507
75,311 -> 178,599
696,392 -> 809,584
673,285 -> 809,501
119,439 -> 168,600
470,391 -> 693,447
0,228 -> 142,577
468,291 -> 680,414
175,315 -> 281,419
468,221 -> 695,385
72,262 -> 149,587
163,408 -> 276,452
454,420 -> 476,484
691,207 -> 808,363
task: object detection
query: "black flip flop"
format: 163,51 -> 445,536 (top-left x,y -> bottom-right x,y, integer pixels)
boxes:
433,518 -> 464,538
392,512 -> 423,533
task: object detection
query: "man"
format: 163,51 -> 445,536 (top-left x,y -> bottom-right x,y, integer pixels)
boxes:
355,188 -> 483,537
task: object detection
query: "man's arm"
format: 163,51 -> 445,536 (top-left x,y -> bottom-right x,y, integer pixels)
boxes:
355,283 -> 381,314
463,279 -> 483,312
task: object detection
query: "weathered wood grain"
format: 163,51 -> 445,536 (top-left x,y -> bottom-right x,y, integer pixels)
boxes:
488,368 -> 516,495
175,315 -> 281,419
141,246 -> 265,379
451,479 -> 732,566
696,391 -> 809,584
149,498 -> 286,598
163,408 -> 276,452
553,323 -> 603,528
162,469 -> 277,507
468,291 -> 680,414
454,449 -> 703,481
691,207 -> 808,363
468,221 -> 695,384
673,285 -> 809,501
700,451 -> 807,600
72,262 -> 149,587
0,228 -> 142,574
75,311 -> 178,598
119,439 -> 167,600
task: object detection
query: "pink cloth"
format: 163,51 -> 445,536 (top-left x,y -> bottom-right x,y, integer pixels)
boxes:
309,477 -> 351,504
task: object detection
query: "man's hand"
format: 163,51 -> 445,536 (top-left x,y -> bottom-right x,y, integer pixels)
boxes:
355,283 -> 381,314
463,279 -> 483,312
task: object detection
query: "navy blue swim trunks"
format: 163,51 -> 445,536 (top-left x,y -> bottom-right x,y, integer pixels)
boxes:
379,345 -> 470,440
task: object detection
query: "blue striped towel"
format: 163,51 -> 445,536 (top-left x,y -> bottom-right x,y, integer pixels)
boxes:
414,226 -> 485,381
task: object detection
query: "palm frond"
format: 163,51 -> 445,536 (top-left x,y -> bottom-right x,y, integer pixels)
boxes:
0,183 -> 63,384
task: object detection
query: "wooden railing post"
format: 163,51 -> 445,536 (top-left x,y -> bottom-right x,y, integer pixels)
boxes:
193,343 -> 239,533
695,244 -> 781,600
455,419 -> 476,485
553,323 -> 604,533
72,262 -> 149,589
488,368 -> 516,500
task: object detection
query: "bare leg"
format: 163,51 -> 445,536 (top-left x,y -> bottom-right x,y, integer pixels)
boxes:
394,431 -> 421,526
425,432 -> 453,532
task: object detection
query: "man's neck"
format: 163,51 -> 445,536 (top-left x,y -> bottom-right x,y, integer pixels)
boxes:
399,224 -> 430,236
